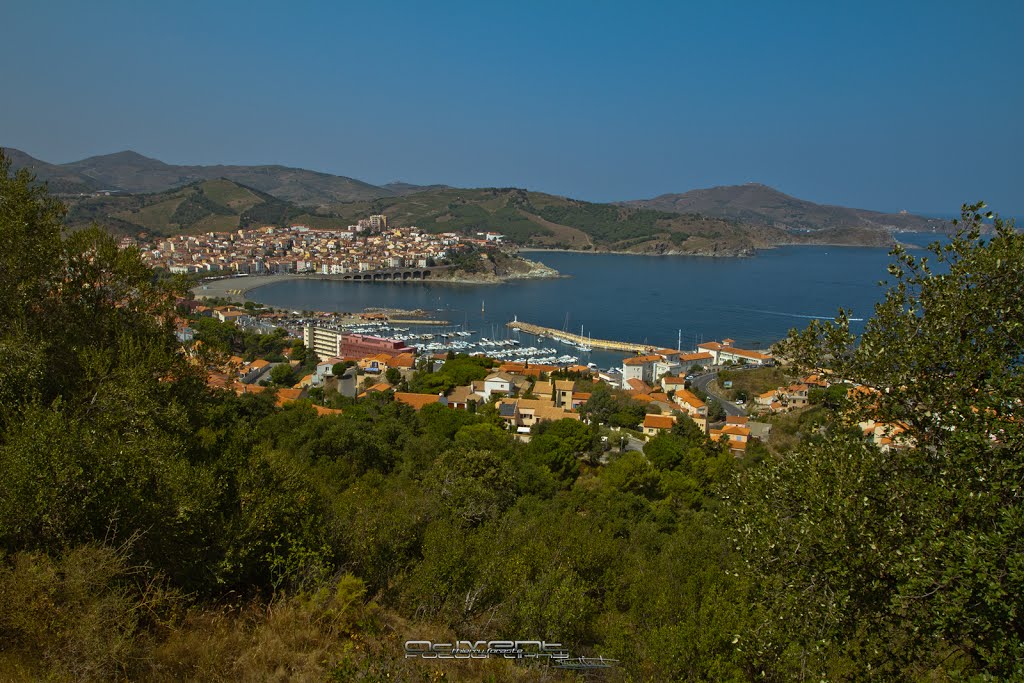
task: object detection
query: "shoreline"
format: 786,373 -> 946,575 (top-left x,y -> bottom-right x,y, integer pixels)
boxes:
520,238 -> 928,256
191,266 -> 564,304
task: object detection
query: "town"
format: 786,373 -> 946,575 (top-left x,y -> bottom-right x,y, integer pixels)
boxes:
132,214 -> 508,275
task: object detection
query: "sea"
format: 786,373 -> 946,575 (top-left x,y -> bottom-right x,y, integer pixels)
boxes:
247,234 -> 948,370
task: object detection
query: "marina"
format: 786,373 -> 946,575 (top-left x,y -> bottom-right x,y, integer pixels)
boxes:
318,318 -> 592,366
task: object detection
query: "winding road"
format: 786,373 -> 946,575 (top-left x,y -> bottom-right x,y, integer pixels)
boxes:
689,371 -> 748,418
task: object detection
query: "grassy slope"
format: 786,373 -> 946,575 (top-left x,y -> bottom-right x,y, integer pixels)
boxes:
63,179 -> 351,238
327,187 -> 769,254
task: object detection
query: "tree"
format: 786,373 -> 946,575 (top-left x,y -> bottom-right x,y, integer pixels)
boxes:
426,448 -> 515,528
384,367 -> 402,385
269,363 -> 296,387
731,205 -> 1024,678
705,398 -> 726,422
534,418 -> 599,456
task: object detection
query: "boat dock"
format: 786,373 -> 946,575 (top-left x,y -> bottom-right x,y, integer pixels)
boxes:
386,319 -> 450,326
507,320 -> 657,354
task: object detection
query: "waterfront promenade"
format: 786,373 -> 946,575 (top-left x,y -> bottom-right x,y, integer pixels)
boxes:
507,320 -> 657,354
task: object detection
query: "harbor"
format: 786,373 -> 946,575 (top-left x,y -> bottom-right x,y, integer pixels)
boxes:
317,318 -> 590,366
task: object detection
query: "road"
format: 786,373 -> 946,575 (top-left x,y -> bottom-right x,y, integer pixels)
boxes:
607,431 -> 647,454
689,370 -> 748,418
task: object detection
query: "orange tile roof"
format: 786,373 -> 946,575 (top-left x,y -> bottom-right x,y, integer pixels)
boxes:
391,352 -> 416,368
531,364 -> 560,373
679,352 -> 714,362
662,376 -> 688,385
312,405 -> 344,416
275,388 -> 306,406
720,425 -> 751,437
233,381 -> 269,395
499,362 -> 528,373
643,414 -> 676,430
624,354 -> 663,365
730,349 -> 773,361
674,389 -> 705,409
206,372 -> 230,389
625,378 -> 653,394
566,365 -> 593,374
394,392 -> 442,411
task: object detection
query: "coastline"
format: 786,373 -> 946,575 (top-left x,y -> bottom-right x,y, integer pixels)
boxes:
519,247 -> 754,257
191,260 -> 563,304
520,238 -> 927,256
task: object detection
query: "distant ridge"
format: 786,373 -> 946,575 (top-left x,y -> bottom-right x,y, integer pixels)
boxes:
623,182 -> 945,233
3,147 -> 400,207
4,148 -> 104,194
60,177 -> 349,238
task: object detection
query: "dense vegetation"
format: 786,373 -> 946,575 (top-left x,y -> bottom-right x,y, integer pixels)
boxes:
1,153 -> 1022,680
258,186 -> 761,253
61,178 -> 348,238
535,201 -> 679,243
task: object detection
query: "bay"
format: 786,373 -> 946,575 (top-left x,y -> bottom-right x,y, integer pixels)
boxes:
248,237 -> 941,368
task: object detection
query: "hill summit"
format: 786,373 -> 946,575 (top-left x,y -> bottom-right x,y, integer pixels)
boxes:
623,183 -> 944,233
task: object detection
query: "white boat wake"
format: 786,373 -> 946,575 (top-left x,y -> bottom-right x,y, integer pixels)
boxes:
734,307 -> 864,322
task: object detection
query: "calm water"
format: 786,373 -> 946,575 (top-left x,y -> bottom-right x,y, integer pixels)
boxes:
249,237 -> 942,368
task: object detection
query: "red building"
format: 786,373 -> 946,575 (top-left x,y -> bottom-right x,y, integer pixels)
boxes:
340,333 -> 416,358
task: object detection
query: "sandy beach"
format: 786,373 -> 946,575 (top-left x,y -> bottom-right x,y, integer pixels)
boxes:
191,273 -> 311,304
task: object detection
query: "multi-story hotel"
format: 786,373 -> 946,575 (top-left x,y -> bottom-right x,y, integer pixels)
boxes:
303,325 -> 416,360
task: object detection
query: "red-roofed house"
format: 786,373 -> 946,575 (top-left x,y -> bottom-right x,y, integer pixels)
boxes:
395,392 -> 447,411
643,413 -> 676,436
697,340 -> 773,366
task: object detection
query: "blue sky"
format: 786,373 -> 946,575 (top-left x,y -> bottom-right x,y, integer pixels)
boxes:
3,1 -> 1022,214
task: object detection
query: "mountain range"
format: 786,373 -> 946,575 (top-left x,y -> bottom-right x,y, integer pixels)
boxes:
4,147 -> 946,253
4,148 -> 444,209
623,183 -> 942,233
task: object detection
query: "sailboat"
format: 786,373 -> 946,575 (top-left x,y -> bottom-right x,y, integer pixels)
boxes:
577,323 -> 592,353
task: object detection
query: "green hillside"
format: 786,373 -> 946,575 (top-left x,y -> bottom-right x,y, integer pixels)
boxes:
330,186 -> 772,255
61,178 -> 889,254
60,180 -> 773,255
3,148 -> 396,205
63,178 -> 350,238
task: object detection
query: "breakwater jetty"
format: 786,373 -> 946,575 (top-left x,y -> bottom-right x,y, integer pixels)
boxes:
507,320 -> 657,354
387,319 -> 450,326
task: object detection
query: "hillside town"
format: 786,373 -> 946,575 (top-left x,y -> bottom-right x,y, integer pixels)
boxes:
131,214 -> 507,275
